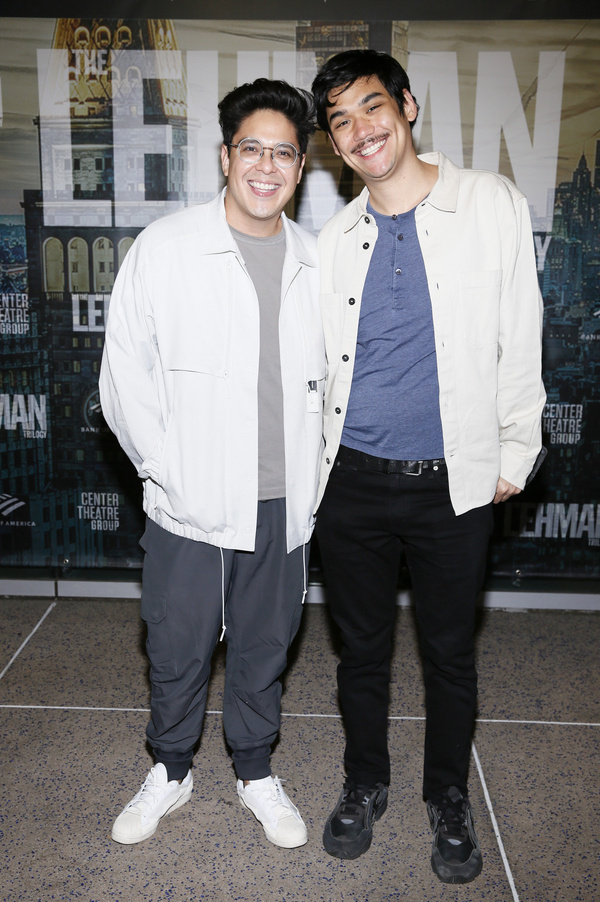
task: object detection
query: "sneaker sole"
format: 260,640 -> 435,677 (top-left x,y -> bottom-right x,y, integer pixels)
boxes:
322,792 -> 388,860
431,848 -> 483,884
238,796 -> 308,849
111,783 -> 193,845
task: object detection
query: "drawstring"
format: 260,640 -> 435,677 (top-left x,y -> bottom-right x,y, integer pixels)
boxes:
301,543 -> 307,605
219,547 -> 226,641
219,538 -> 306,637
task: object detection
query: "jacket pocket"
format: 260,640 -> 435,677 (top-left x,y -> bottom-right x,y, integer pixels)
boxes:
159,278 -> 233,377
459,270 -> 501,346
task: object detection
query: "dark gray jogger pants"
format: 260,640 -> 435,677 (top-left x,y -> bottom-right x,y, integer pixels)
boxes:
140,500 -> 308,781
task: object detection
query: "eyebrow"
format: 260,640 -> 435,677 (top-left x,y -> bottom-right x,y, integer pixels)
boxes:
328,90 -> 385,124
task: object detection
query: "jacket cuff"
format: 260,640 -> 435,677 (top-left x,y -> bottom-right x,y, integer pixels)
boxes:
500,443 -> 542,491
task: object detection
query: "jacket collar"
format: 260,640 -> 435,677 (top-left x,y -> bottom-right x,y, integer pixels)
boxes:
418,151 -> 460,213
195,188 -> 316,268
281,212 -> 318,269
342,150 -> 460,232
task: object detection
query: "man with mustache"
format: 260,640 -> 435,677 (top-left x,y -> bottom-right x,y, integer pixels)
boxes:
100,79 -> 324,849
311,49 -> 545,882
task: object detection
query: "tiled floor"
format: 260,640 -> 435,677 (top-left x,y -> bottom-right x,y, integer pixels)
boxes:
1,596 -> 599,901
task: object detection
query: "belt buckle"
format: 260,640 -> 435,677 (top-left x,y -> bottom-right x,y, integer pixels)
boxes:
406,460 -> 423,476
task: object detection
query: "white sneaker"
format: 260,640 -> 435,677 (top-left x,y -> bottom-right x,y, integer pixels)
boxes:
112,763 -> 193,844
237,775 -> 308,848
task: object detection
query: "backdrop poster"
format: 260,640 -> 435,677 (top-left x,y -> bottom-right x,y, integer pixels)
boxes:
0,17 -> 598,577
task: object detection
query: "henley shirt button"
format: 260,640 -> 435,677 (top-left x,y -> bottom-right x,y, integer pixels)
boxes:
391,214 -> 397,220
362,242 -> 370,250
395,268 -> 402,275
342,354 -> 349,362
348,297 -> 355,305
335,407 -> 341,414
397,234 -> 404,241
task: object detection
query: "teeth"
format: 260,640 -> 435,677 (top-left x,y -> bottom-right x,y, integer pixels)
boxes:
249,181 -> 278,191
359,139 -> 386,157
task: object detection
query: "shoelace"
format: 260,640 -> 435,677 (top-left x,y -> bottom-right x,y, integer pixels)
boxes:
338,785 -> 374,823
251,778 -> 294,817
124,768 -> 163,812
436,793 -> 469,842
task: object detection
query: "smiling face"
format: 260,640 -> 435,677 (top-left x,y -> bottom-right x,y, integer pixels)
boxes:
221,108 -> 305,237
325,75 -> 418,188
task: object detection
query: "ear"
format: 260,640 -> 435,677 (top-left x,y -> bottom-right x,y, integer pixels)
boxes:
328,133 -> 342,158
297,154 -> 306,184
403,89 -> 418,123
220,144 -> 230,177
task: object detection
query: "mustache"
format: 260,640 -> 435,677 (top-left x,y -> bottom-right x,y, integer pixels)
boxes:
351,133 -> 389,155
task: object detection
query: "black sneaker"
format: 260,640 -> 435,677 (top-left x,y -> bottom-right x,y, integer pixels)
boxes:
323,781 -> 388,859
427,786 -> 483,884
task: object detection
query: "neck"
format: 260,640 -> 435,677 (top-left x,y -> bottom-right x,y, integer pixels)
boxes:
228,217 -> 284,238
367,158 -> 438,216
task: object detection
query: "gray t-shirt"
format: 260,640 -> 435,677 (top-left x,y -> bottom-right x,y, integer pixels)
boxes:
230,226 -> 286,500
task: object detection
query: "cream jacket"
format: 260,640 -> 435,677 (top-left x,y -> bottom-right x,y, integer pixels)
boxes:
100,190 -> 325,552
317,152 -> 545,516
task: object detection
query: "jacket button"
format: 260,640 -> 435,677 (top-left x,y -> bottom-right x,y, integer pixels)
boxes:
326,457 -> 331,465
364,216 -> 370,224
348,297 -> 355,305
342,354 -> 349,362
363,242 -> 370,250
335,407 -> 341,414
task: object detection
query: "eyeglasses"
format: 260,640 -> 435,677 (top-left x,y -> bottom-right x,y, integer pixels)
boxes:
229,137 -> 299,169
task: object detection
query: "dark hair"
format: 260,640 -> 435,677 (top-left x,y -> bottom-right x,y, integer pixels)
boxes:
311,49 -> 418,134
218,78 -> 316,157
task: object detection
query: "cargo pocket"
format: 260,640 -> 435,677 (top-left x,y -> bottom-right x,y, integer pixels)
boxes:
141,591 -> 174,676
141,590 -> 167,623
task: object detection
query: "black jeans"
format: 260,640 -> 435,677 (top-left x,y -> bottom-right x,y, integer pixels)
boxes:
317,450 -> 493,800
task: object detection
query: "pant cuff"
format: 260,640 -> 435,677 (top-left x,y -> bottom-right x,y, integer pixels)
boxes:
233,745 -> 271,781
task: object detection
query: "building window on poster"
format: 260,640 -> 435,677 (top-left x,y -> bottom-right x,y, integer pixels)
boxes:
44,238 -> 65,293
118,237 -> 134,267
68,238 -> 90,292
92,237 -> 115,292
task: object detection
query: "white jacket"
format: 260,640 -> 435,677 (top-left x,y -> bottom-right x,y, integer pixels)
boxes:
99,190 -> 325,552
317,152 -> 546,515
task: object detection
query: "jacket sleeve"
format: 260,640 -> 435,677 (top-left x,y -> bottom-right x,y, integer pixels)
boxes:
497,187 -> 546,488
99,239 -> 165,482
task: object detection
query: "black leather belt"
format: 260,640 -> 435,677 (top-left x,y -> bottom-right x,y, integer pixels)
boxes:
336,444 -> 446,476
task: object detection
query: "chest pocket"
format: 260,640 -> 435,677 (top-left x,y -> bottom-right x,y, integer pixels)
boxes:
459,270 -> 501,346
158,269 -> 233,377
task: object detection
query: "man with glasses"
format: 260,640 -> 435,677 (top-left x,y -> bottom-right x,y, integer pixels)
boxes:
100,79 -> 324,848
